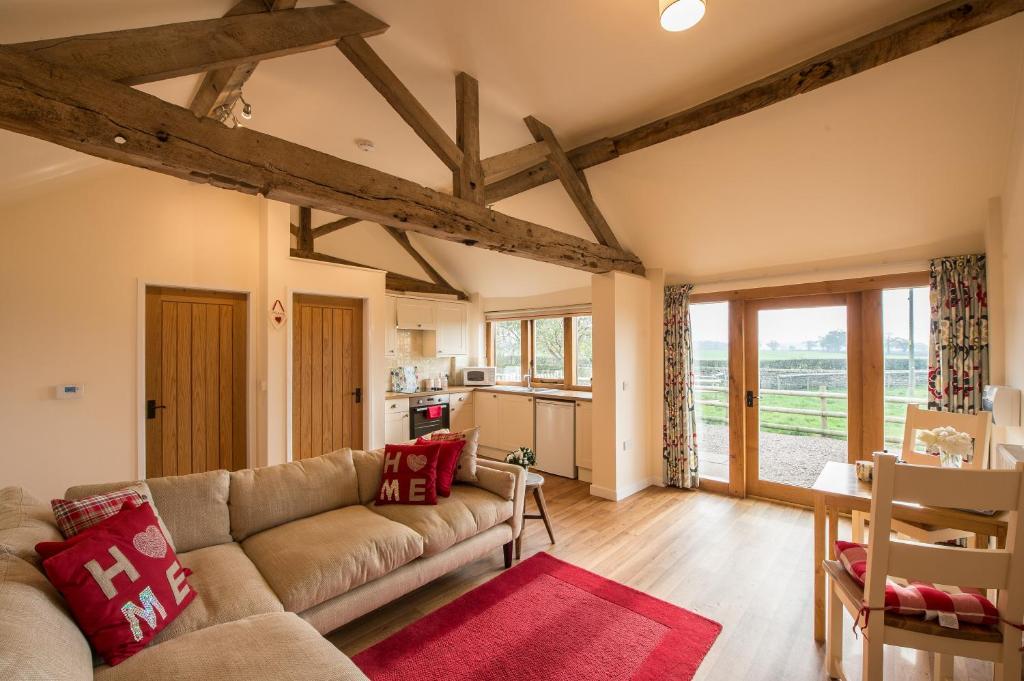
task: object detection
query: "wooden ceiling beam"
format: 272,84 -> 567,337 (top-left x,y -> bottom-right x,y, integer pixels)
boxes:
481,141 -> 550,182
290,249 -> 467,298
189,0 -> 299,120
0,48 -> 643,276
295,206 -> 313,253
524,116 -> 620,250
486,0 -> 1024,203
382,225 -> 463,294
9,3 -> 388,87
454,72 -> 484,204
311,217 -> 362,239
337,36 -> 463,172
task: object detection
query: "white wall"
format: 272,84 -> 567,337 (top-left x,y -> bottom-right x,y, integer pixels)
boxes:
590,271 -> 663,500
1002,70 -> 1024,422
482,286 -> 591,313
0,166 -> 395,498
0,166 -> 262,499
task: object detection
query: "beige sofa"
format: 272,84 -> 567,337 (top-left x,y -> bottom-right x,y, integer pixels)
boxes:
0,448 -> 527,680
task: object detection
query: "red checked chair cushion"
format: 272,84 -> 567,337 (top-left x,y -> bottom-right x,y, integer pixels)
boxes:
835,540 -> 998,626
51,489 -> 146,538
38,500 -> 196,665
375,443 -> 442,506
416,437 -> 465,497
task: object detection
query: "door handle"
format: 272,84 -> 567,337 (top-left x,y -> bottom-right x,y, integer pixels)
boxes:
146,399 -> 166,420
352,387 -> 362,404
746,391 -> 757,408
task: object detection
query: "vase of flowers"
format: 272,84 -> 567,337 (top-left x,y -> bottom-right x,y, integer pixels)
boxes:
505,446 -> 536,471
917,426 -> 974,468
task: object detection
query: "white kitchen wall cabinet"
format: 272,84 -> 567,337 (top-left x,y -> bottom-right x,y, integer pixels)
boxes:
384,296 -> 398,357
450,391 -> 475,432
476,391 -> 500,449
575,400 -> 593,471
395,298 -> 436,330
497,394 -> 534,452
422,302 -> 469,357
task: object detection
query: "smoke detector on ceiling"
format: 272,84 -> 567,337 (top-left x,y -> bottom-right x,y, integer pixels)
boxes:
355,139 -> 376,152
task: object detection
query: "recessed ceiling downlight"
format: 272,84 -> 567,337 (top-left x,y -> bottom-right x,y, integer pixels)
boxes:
660,0 -> 706,31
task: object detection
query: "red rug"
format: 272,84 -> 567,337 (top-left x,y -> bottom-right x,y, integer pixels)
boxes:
353,552 -> 721,680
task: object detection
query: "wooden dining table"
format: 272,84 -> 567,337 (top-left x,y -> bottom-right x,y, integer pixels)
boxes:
810,461 -> 1009,643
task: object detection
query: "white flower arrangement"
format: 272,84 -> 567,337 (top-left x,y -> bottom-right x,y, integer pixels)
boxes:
917,426 -> 974,466
505,446 -> 536,470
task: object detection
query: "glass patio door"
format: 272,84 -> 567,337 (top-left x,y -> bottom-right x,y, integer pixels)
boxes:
744,295 -> 856,505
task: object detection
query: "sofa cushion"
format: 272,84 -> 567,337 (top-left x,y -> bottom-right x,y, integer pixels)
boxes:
353,449 -> 384,504
39,501 -> 197,666
64,481 -> 175,551
146,470 -> 231,552
154,542 -> 283,644
0,547 -> 93,681
0,487 -> 62,568
242,505 -> 423,612
230,449 -> 359,541
371,485 -> 513,557
94,612 -> 368,681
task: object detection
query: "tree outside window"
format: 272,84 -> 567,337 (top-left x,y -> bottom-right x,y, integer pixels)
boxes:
493,320 -> 522,382
533,318 -> 564,381
575,316 -> 592,386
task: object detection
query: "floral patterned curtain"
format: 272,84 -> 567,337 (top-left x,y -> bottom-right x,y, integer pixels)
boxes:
927,255 -> 989,414
664,284 -> 699,489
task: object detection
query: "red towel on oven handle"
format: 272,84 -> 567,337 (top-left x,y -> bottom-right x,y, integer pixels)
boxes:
426,405 -> 443,419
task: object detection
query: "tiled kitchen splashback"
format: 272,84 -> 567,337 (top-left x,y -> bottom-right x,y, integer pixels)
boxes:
385,330 -> 455,391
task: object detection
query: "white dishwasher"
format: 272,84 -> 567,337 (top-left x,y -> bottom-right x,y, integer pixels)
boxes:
534,399 -> 576,478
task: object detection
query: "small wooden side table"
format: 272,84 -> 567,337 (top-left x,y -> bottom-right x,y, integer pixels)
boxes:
516,471 -> 555,559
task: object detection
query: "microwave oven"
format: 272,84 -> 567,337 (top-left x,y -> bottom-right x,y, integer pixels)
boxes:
462,367 -> 496,386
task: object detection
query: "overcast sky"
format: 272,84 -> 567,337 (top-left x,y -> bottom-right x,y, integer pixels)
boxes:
691,287 -> 930,347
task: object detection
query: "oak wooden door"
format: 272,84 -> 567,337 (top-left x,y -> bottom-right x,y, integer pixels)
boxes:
145,287 -> 248,478
292,294 -> 364,459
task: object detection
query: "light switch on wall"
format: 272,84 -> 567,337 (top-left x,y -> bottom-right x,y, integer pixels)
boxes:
622,380 -> 629,391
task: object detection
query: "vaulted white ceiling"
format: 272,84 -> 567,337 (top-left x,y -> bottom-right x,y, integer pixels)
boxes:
2,1 -> 1023,296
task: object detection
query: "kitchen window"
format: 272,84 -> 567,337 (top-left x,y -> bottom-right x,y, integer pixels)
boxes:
492,320 -> 523,383
486,311 -> 592,390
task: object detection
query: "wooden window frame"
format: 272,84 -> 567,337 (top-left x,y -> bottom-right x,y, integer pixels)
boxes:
692,271 -> 929,503
485,314 -> 592,391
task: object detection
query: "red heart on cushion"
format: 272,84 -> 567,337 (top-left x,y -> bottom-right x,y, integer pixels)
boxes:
407,454 -> 428,472
132,525 -> 167,559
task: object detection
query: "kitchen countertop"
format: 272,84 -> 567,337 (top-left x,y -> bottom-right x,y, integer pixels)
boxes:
384,385 -> 591,401
385,386 -> 475,400
474,385 -> 592,401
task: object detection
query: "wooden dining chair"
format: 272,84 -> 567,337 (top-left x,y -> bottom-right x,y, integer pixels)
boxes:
853,406 -> 993,546
826,453 -> 1024,681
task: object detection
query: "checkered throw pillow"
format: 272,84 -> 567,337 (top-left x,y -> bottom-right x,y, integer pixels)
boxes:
51,489 -> 146,538
835,540 -> 998,626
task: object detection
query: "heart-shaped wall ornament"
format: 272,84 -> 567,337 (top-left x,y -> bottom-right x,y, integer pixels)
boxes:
407,454 -> 428,472
132,525 -> 168,559
270,299 -> 287,330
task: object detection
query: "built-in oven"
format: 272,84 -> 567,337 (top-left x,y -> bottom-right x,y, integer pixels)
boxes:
409,394 -> 450,438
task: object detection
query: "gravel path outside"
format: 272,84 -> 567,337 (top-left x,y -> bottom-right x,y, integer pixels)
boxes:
698,423 -> 847,488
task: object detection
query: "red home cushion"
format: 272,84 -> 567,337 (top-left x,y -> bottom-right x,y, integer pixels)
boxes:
375,443 -> 442,506
835,540 -> 998,626
38,501 -> 196,665
416,437 -> 465,497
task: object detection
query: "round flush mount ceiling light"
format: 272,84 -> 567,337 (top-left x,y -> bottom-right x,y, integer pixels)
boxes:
660,0 -> 706,31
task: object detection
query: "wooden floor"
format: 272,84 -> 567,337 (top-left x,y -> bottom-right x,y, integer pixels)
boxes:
328,476 -> 998,680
